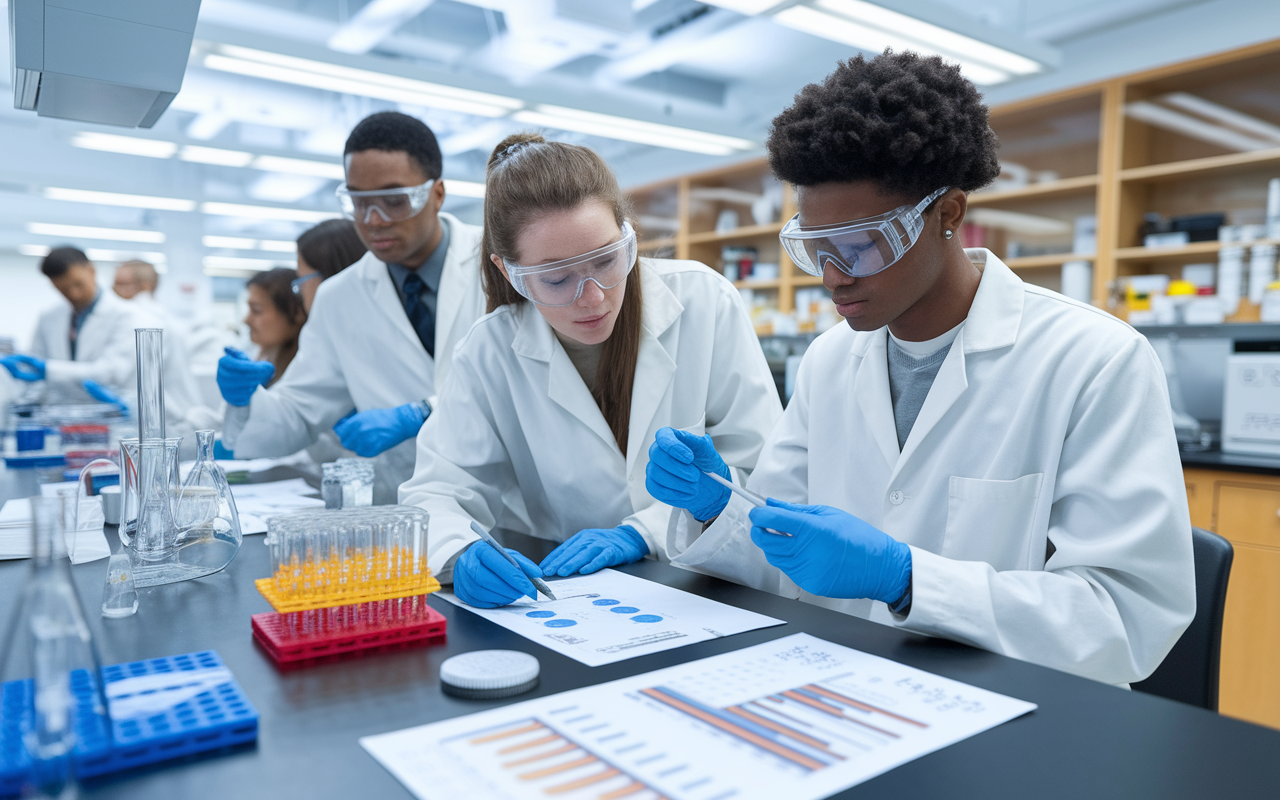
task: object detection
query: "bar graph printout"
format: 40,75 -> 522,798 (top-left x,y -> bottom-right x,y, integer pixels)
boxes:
360,633 -> 1036,800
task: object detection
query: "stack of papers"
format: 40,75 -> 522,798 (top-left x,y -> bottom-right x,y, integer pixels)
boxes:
229,478 -> 325,535
0,496 -> 111,563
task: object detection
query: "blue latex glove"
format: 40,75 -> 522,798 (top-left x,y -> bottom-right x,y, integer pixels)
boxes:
1,354 -> 46,382
539,526 -> 648,577
217,347 -> 275,407
213,440 -> 234,460
82,380 -> 127,411
748,499 -> 912,605
645,427 -> 731,521
332,402 -> 427,458
453,541 -> 543,608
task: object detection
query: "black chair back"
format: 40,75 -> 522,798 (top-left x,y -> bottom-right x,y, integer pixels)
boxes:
1133,527 -> 1233,710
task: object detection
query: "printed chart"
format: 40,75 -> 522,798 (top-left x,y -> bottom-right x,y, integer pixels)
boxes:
361,633 -> 1037,800
437,569 -> 783,666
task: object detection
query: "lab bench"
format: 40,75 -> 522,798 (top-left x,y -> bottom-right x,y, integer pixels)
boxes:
1182,452 -> 1280,730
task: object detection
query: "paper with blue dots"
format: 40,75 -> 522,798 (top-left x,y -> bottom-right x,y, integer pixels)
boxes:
439,569 -> 784,666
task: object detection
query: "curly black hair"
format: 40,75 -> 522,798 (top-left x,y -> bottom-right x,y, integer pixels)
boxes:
344,111 -> 443,181
767,51 -> 1000,198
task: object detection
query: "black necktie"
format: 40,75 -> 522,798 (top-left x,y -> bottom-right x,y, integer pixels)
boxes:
401,271 -> 435,357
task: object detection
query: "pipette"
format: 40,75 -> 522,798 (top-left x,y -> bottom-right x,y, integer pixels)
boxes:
469,520 -> 559,600
703,472 -> 792,537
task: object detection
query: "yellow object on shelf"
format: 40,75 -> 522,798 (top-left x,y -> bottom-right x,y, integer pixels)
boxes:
1167,280 -> 1198,296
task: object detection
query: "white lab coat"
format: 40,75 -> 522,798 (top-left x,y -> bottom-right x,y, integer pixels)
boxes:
26,291 -> 140,405
668,250 -> 1195,686
399,258 -> 784,582
222,213 -> 485,503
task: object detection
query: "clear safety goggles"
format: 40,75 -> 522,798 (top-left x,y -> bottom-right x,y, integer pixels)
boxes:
779,186 -> 949,278
503,222 -> 637,307
335,180 -> 435,224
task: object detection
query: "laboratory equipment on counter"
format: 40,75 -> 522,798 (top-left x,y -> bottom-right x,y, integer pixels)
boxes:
0,495 -> 111,797
116,330 -> 242,587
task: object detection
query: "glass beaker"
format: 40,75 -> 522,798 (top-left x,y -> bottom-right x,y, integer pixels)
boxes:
173,430 -> 242,571
0,495 -> 112,797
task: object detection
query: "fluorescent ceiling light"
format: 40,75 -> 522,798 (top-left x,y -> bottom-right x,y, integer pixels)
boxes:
252,155 -> 345,180
18,244 -> 50,257
1125,101 -> 1275,152
203,255 -> 287,273
444,179 -> 485,199
1160,92 -> 1280,145
180,145 -> 255,167
513,106 -> 753,155
203,236 -> 298,253
72,132 -> 177,159
702,0 -> 784,13
328,0 -> 437,55
201,201 -> 337,223
26,223 -> 165,243
44,187 -> 197,212
85,249 -> 167,264
816,0 -> 1040,76
204,46 -> 522,117
203,235 -> 258,249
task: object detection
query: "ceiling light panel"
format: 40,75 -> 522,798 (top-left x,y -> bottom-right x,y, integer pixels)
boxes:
44,187 -> 197,212
86,249 -> 167,264
444,179 -> 486,199
327,0 -> 438,55
513,106 -> 754,155
252,155 -> 345,179
203,255 -> 287,273
201,201 -> 337,223
205,45 -> 522,117
203,235 -> 258,249
180,145 -> 256,166
702,0 -> 785,13
26,223 -> 166,243
71,132 -> 177,158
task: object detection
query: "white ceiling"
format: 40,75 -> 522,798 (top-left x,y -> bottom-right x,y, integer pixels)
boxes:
0,0 -> 1272,284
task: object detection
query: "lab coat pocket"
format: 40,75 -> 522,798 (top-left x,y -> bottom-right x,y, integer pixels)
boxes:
944,474 -> 1044,571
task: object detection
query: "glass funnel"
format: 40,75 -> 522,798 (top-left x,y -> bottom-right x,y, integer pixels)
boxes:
173,430 -> 242,572
0,496 -> 112,798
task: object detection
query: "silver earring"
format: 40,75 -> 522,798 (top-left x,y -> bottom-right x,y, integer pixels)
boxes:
944,230 -> 954,239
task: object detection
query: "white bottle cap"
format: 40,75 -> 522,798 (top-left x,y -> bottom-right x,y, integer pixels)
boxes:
440,650 -> 540,699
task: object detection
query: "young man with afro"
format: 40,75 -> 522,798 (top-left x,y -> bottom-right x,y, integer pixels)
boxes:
647,51 -> 1195,686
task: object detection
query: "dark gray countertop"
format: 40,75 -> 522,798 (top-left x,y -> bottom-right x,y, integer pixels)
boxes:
1180,448 -> 1280,476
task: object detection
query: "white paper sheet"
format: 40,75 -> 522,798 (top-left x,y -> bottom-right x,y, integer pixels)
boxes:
437,569 -> 784,667
0,497 -> 111,563
229,478 -> 324,535
362,633 -> 1037,800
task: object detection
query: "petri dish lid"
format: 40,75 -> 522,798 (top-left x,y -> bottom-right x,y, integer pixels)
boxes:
440,650 -> 539,699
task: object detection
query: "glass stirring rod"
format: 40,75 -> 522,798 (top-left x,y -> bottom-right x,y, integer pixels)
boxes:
703,472 -> 793,537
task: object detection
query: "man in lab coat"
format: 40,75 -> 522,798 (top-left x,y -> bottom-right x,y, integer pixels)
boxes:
646,52 -> 1195,686
219,112 -> 486,503
2,247 -> 140,406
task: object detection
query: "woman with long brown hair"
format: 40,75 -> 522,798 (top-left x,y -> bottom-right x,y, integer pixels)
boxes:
400,133 -> 783,608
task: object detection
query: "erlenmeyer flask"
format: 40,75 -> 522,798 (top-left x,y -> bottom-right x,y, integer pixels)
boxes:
0,496 -> 112,798
173,429 -> 242,571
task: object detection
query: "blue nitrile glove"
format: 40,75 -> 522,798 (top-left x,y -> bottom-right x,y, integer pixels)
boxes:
748,499 -> 912,605
217,347 -> 275,407
82,380 -> 127,411
213,440 -> 234,460
1,354 -> 46,382
453,541 -> 543,608
539,526 -> 648,577
645,427 -> 731,521
332,401 -> 428,458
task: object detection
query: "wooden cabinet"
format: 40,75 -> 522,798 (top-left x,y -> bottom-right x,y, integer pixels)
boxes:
1184,467 -> 1280,728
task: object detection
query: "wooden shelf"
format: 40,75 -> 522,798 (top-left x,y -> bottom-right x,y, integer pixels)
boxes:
734,279 -> 780,290
1115,240 -> 1279,262
793,275 -> 826,286
968,175 -> 1099,206
687,221 -> 785,244
1004,253 -> 1093,269
639,237 -> 677,251
1120,147 -> 1280,184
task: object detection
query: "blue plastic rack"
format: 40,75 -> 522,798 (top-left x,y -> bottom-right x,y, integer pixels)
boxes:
1,650 -> 257,795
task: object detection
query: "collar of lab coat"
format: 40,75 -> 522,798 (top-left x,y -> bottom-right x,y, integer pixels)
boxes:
849,248 -> 1025,474
510,258 -> 684,460
357,211 -> 476,358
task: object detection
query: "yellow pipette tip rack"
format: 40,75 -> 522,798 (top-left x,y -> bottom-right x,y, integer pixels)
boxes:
256,506 -> 441,613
